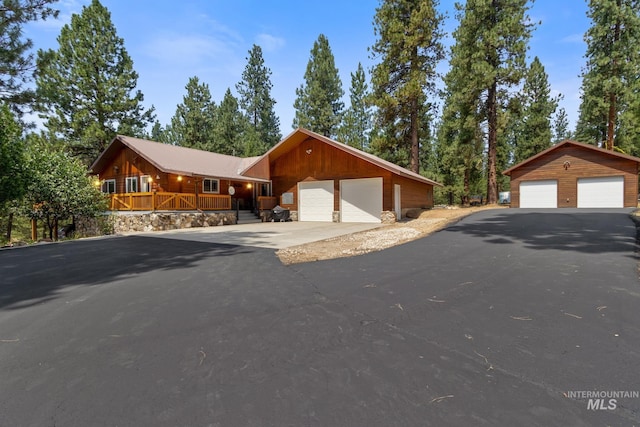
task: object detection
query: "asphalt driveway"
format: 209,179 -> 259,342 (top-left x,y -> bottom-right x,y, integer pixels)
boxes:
0,209 -> 638,426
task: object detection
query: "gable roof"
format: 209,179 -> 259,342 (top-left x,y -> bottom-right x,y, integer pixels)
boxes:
90,135 -> 267,182
503,139 -> 640,176
241,128 -> 442,187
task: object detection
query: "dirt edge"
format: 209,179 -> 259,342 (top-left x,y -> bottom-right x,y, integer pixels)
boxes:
277,205 -> 506,265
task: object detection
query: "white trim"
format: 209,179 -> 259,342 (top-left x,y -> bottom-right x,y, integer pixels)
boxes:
101,179 -> 116,194
202,178 -> 220,194
125,176 -> 138,193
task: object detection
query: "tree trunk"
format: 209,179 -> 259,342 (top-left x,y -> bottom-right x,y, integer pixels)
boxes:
607,12 -> 620,151
463,168 -> 470,206
409,46 -> 420,174
410,98 -> 419,173
5,212 -> 13,242
486,81 -> 498,204
607,93 -> 616,150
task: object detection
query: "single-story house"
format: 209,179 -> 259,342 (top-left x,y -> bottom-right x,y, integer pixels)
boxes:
90,135 -> 272,212
503,139 -> 640,208
90,128 -> 441,223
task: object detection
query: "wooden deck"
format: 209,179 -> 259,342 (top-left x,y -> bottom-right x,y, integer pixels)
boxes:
107,193 -> 279,212
108,192 -> 232,211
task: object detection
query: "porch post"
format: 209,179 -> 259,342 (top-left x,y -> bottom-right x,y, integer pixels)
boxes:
31,218 -> 37,241
195,178 -> 199,210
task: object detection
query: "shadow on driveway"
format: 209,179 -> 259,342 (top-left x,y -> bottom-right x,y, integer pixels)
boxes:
0,236 -> 261,311
446,209 -> 638,254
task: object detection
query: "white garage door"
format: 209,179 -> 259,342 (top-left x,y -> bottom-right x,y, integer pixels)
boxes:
577,176 -> 624,208
520,180 -> 557,208
340,178 -> 383,223
298,180 -> 334,221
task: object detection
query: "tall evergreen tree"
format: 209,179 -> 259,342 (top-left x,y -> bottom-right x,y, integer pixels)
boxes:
35,0 -> 154,165
0,0 -> 58,112
169,76 -> 217,150
513,57 -> 558,163
576,0 -> 640,152
293,34 -> 344,138
552,107 -> 571,143
369,0 -> 445,174
215,88 -> 246,156
236,44 -> 281,149
448,0 -> 533,204
337,63 -> 372,150
0,103 -> 28,241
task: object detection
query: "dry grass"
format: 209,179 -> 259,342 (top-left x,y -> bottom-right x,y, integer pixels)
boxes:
277,205 -> 506,264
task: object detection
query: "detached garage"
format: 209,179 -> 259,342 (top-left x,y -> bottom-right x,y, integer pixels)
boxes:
504,140 -> 640,208
242,128 -> 441,222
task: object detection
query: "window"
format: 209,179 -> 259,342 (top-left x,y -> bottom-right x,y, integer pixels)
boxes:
101,179 -> 116,194
126,176 -> 138,193
202,178 -> 219,193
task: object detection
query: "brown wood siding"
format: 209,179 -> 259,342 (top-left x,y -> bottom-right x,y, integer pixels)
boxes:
95,147 -> 163,193
393,175 -> 434,209
270,139 -> 433,212
509,144 -> 639,207
242,157 -> 270,180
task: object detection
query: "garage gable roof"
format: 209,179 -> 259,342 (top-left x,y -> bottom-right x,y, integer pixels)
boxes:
241,128 -> 442,187
503,139 -> 640,176
90,135 -> 267,182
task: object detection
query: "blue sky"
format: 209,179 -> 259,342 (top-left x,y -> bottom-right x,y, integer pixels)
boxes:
25,0 -> 590,134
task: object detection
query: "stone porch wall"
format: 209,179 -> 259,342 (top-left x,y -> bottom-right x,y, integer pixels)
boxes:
77,211 -> 237,236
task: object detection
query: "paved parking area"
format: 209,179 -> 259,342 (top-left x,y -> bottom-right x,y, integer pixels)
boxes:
1,209 -> 638,426
123,220 -> 385,248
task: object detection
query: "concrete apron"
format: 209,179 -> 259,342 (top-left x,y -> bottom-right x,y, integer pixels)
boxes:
121,221 -> 386,249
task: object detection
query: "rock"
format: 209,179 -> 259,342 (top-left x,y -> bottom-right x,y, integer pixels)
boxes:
404,208 -> 424,219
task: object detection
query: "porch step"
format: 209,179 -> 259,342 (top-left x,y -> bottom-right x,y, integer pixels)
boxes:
236,210 -> 262,224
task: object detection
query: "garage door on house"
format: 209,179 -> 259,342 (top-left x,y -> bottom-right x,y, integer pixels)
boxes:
577,176 -> 624,208
298,180 -> 334,221
520,180 -> 558,208
340,178 -> 383,223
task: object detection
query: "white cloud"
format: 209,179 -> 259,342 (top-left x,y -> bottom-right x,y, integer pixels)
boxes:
29,0 -> 83,31
255,33 -> 285,52
144,34 -> 232,66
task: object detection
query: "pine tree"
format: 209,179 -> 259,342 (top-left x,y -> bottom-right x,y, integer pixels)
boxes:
35,0 -> 154,165
215,88 -> 247,156
369,0 -> 445,174
448,0 -> 533,204
0,0 -> 58,112
513,57 -> 558,163
169,76 -> 217,150
236,44 -> 281,149
576,0 -> 640,152
337,63 -> 372,150
293,34 -> 344,138
552,107 -> 571,142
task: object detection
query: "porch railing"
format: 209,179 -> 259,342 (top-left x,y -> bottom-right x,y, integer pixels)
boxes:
109,192 -> 231,211
257,196 -> 278,210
